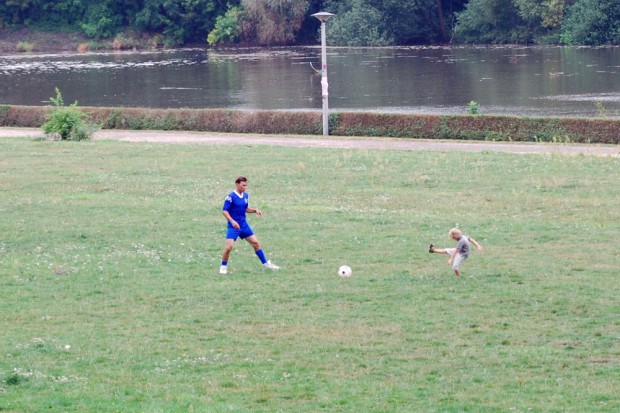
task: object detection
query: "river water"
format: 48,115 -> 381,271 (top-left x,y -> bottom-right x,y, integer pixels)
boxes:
0,46 -> 619,118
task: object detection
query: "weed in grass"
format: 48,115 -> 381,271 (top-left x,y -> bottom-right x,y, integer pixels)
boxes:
5,372 -> 23,386
596,101 -> 608,117
468,100 -> 479,115
0,138 -> 618,412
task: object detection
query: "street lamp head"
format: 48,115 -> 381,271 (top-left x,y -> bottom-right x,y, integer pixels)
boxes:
312,12 -> 335,23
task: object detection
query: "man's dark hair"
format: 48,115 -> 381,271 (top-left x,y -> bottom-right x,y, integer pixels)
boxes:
235,176 -> 247,184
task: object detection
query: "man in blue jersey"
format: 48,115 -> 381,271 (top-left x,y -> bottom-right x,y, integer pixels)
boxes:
220,176 -> 280,274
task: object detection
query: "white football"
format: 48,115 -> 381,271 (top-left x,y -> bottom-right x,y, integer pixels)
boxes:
338,265 -> 352,277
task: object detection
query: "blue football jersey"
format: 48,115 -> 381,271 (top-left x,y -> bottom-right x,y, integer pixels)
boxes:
222,191 -> 249,225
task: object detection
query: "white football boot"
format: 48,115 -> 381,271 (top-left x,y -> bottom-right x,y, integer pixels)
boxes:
262,260 -> 280,270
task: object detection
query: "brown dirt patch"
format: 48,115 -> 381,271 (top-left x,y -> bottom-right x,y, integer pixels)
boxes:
0,28 -> 89,54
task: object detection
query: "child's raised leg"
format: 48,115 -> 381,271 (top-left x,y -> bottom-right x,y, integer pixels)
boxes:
429,244 -> 450,255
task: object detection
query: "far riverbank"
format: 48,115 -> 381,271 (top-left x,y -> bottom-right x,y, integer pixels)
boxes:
0,28 -> 197,54
0,28 -> 91,53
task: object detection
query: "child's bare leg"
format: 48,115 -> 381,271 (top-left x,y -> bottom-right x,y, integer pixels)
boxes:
430,244 -> 454,255
431,248 -> 450,254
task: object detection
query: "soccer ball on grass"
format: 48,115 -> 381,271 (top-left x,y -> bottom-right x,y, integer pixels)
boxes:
338,265 -> 352,277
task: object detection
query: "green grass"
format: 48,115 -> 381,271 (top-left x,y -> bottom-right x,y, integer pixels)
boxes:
0,137 -> 618,412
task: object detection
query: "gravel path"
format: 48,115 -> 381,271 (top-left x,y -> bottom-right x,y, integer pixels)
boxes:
1,127 -> 619,157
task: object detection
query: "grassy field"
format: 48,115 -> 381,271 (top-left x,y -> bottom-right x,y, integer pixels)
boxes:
0,137 -> 618,412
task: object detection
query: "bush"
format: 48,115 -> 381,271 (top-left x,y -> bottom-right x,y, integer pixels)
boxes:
3,103 -> 619,144
16,41 -> 35,52
468,101 -> 479,115
41,88 -> 98,141
207,6 -> 242,46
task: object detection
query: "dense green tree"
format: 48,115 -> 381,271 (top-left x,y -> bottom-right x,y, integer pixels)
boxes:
452,0 -> 618,45
399,0 -> 469,43
453,0 -> 531,43
0,0 -> 619,46
81,0 -> 142,38
512,0 -> 574,43
379,0 -> 436,44
134,0 -> 224,45
0,0 -> 225,43
1,0 -> 63,26
561,0 -> 620,45
514,0 -> 570,29
322,0 -> 467,45
207,5 -> 242,45
322,0 -> 393,46
240,0 -> 309,45
397,0 -> 468,43
1,0 -> 35,25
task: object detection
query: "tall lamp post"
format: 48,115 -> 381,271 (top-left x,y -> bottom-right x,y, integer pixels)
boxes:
312,11 -> 334,136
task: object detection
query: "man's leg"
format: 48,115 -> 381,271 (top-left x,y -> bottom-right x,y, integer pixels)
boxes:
245,235 -> 266,263
246,235 -> 279,269
222,239 -> 235,261
220,239 -> 235,274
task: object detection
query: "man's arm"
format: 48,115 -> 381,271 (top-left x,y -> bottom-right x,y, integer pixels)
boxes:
223,210 -> 240,229
246,206 -> 263,217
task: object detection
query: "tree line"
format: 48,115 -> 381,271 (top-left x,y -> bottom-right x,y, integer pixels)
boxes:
0,0 -> 618,47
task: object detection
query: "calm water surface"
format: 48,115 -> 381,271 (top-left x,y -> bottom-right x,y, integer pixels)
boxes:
0,46 -> 619,117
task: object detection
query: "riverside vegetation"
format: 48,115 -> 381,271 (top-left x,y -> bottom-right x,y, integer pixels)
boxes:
2,103 -> 620,144
0,1 -> 618,50
0,137 -> 618,412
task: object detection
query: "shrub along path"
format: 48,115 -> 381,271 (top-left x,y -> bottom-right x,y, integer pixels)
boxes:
1,126 -> 618,157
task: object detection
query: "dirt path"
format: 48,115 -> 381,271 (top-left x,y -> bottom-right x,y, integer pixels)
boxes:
1,127 -> 619,157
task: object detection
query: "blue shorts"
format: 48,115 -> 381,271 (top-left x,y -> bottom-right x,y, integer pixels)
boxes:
226,222 -> 254,240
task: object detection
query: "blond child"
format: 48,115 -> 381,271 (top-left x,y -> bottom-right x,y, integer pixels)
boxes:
429,228 -> 483,277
